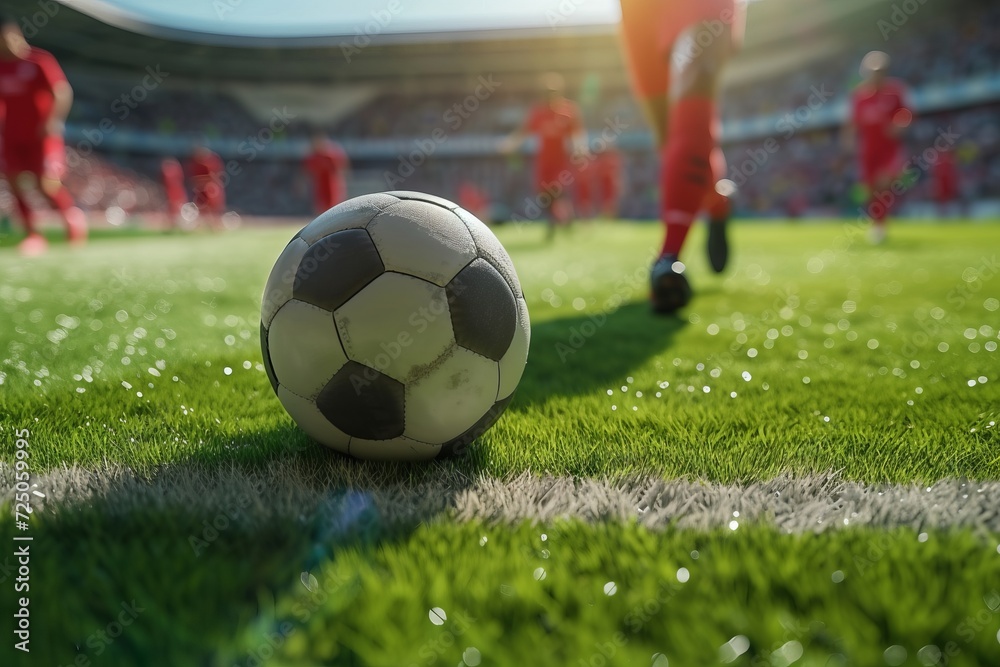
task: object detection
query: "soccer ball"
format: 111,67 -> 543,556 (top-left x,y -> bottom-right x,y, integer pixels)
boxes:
260,191 -> 529,461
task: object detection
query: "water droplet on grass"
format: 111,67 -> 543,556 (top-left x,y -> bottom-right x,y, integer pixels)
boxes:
224,367 -> 233,376
429,607 -> 447,625
603,581 -> 617,596
832,570 -> 845,583
883,645 -> 907,665
463,647 -> 482,666
677,567 -> 690,583
533,568 -> 546,581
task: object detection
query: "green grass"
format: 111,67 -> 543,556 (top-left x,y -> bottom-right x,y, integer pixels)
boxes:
1,221 -> 998,481
1,220 -> 999,665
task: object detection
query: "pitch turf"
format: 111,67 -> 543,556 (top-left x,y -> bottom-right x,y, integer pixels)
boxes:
1,220 -> 999,665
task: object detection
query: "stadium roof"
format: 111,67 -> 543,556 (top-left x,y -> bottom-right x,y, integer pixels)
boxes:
12,0 -> 889,85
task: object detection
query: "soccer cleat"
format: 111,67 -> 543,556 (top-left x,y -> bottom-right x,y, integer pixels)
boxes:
650,254 -> 692,315
707,218 -> 729,273
18,233 -> 49,257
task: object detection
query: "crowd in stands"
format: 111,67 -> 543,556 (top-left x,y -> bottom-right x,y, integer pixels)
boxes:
44,0 -> 1000,221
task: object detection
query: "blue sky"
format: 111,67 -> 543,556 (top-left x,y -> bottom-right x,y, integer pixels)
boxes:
76,0 -> 622,36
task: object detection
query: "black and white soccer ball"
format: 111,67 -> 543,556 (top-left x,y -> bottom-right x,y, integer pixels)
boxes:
260,191 -> 529,461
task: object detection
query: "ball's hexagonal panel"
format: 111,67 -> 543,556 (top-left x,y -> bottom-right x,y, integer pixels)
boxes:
439,394 -> 514,458
268,300 -> 348,399
317,361 -> 405,440
385,190 -> 460,211
260,322 -> 279,394
404,347 -> 499,444
367,201 -> 477,286
498,297 -> 530,400
448,258 -> 516,361
349,435 -> 441,461
334,273 -> 454,384
299,192 -> 400,244
454,207 -> 523,298
277,386 -> 351,454
261,236 -> 309,328
292,229 -> 384,312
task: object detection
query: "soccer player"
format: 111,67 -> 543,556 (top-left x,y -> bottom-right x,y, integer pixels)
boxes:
618,0 -> 746,313
188,143 -> 225,229
502,73 -> 587,239
303,134 -> 349,215
0,13 -> 86,256
843,50 -> 912,244
160,157 -> 187,229
594,145 -> 622,219
933,145 -> 960,218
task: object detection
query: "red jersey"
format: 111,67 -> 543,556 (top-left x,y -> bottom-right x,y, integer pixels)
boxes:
851,78 -> 911,162
526,99 -> 582,168
188,150 -> 224,191
0,47 -> 67,144
595,149 -> 621,188
304,142 -> 348,210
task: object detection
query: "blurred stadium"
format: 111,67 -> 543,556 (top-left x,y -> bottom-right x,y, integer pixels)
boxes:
4,0 -> 999,227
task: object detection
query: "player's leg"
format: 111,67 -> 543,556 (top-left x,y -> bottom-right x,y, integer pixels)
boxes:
36,138 -> 86,245
619,0 -> 671,149
8,172 -> 49,256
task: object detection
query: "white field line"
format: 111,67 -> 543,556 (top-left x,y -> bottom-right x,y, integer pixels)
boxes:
2,463 -> 999,533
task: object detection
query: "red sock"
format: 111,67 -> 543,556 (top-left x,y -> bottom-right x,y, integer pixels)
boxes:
12,192 -> 37,235
48,185 -> 75,215
660,97 -> 716,257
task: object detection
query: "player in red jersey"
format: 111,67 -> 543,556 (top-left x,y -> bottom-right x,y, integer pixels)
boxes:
844,51 -> 912,244
573,158 -> 596,220
619,0 -> 747,313
188,143 -> 225,229
0,14 -> 85,256
594,146 -> 622,218
503,73 -> 587,239
933,146 -> 960,218
303,134 -> 349,215
160,157 -> 187,229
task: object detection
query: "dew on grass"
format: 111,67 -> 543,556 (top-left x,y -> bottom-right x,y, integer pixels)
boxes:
136,391 -> 142,398
747,348 -> 758,358
987,341 -> 998,352
707,323 -> 720,335
621,385 -> 628,392
225,335 -> 236,346
76,387 -> 85,394
907,400 -> 914,406
867,339 -> 879,350
719,635 -> 750,663
764,339 -> 775,350
540,534 -> 547,542
632,406 -> 638,411
429,607 -> 447,625
802,377 -> 811,384
533,568 -> 546,581
607,389 -> 613,396
774,641 -> 804,665
762,382 -> 770,390
148,368 -> 161,377
781,325 -> 794,336
627,376 -> 634,383
978,376 -> 988,384
172,376 -> 179,382
611,405 -> 617,411
636,391 -> 643,398
742,371 -> 752,381
964,327 -> 977,340
730,392 -> 737,398
702,386 -> 710,394
916,645 -> 942,666
968,380 -> 977,387
463,647 -> 482,666
824,416 -> 830,422
121,357 -> 131,366
798,350 -> 808,359
603,581 -> 617,596
224,367 -> 233,376
918,532 -> 929,543
842,300 -> 857,314
243,361 -> 252,370
115,310 -> 129,323
710,368 -> 721,378
479,536 -> 488,546
728,520 -> 739,531
677,567 -> 690,583
658,381 -> 670,389
696,363 -> 705,371
970,342 -> 981,353
690,550 -> 699,560
656,392 -> 662,398
651,654 -> 669,667
832,570 -> 845,583
572,298 -> 586,311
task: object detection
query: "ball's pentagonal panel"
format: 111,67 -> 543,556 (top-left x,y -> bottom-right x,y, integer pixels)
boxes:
260,322 -> 279,394
261,236 -> 309,328
368,201 -> 477,286
385,191 -> 460,211
317,361 -> 405,440
498,297 -> 530,400
292,229 -> 384,312
404,347 -> 499,444
299,192 -> 400,244
268,300 -> 348,398
439,394 -> 514,458
335,273 -> 453,383
277,386 -> 351,454
454,207 -> 523,298
448,258 -> 517,361
349,436 -> 441,462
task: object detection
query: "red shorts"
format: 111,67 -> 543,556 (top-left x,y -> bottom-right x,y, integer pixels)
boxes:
193,184 -> 225,213
861,148 -> 904,189
536,157 -> 571,195
620,0 -> 746,99
2,137 -> 66,180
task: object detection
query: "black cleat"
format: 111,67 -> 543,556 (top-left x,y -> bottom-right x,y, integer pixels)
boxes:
650,254 -> 692,315
707,218 -> 729,274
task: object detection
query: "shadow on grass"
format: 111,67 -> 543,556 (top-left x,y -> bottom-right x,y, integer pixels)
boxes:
511,300 -> 687,407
